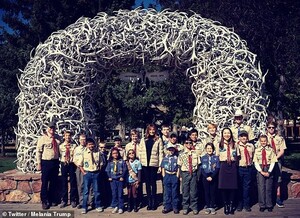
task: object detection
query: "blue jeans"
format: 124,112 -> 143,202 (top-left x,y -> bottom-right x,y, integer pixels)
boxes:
110,179 -> 124,209
83,171 -> 101,210
238,166 -> 252,207
163,174 -> 179,210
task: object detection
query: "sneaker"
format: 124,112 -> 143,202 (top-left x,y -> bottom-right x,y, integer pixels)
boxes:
162,208 -> 172,214
96,207 -> 104,212
50,202 -> 58,207
118,209 -> 123,214
182,209 -> 188,215
112,207 -> 118,214
107,206 -> 114,209
193,210 -> 199,215
60,202 -> 67,208
276,199 -> 285,208
205,208 -> 211,214
236,206 -> 242,212
71,201 -> 77,208
268,207 -> 273,212
210,208 -> 216,215
81,209 -> 87,214
173,209 -> 179,214
77,204 -> 82,209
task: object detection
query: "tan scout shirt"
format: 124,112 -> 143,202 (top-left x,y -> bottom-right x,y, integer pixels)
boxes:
266,133 -> 287,154
77,148 -> 103,172
253,146 -> 277,172
124,141 -> 139,160
201,134 -> 221,154
36,134 -> 60,164
231,123 -> 255,142
193,141 -> 205,157
59,142 -> 76,163
73,145 -> 85,167
216,142 -> 240,162
178,148 -> 200,172
253,146 -> 277,165
237,141 -> 255,167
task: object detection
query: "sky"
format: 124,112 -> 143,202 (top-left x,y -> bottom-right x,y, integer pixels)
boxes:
0,0 -> 159,33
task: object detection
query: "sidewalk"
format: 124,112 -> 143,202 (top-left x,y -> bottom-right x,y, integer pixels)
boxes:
1,198 -> 300,218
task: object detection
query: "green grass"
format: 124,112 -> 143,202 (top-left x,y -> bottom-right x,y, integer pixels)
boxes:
0,157 -> 17,173
284,152 -> 300,171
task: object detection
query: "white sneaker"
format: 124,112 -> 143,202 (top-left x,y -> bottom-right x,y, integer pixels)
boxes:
112,207 -> 118,214
96,207 -> 104,212
118,209 -> 123,214
81,209 -> 87,214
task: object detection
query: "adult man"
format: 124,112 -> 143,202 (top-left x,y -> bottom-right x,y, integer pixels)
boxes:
230,109 -> 255,143
36,121 -> 60,210
73,133 -> 87,209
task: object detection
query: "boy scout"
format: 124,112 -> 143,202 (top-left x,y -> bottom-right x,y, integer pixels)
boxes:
231,109 -> 255,142
201,123 -> 221,154
75,138 -> 103,214
266,121 -> 287,208
253,135 -> 277,212
178,139 -> 201,215
59,130 -> 77,208
161,143 -> 180,214
36,121 -> 60,210
237,130 -> 255,212
73,133 -> 87,209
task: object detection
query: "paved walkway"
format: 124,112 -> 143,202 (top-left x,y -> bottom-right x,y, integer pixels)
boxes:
1,198 -> 300,218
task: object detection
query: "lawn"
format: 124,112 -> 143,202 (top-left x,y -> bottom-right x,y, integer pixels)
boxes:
0,156 -> 17,173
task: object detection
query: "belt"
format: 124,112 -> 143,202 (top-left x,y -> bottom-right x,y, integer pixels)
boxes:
165,170 -> 177,175
239,165 -> 252,168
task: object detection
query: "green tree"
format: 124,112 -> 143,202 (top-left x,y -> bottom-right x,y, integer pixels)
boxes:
157,0 -> 300,125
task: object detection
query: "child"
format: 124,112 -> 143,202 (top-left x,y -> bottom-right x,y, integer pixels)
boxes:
200,143 -> 220,215
126,149 -> 142,212
108,136 -> 125,159
106,147 -> 127,214
236,130 -> 255,212
253,135 -> 277,212
178,139 -> 200,215
266,121 -> 287,208
75,138 -> 103,214
161,144 -> 180,214
59,130 -> 77,208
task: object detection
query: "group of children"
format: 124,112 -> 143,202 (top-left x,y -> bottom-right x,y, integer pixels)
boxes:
37,110 -> 286,215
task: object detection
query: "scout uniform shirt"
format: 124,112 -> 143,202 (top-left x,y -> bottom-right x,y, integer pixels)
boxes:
267,133 -> 287,156
77,147 -> 103,172
216,141 -> 240,162
106,159 -> 127,180
200,153 -> 220,176
231,123 -> 255,142
253,146 -> 277,172
237,141 -> 255,167
124,141 -> 139,160
73,144 -> 85,166
201,134 -> 221,155
161,154 -> 178,174
59,142 -> 76,163
178,147 -> 200,173
36,133 -> 60,164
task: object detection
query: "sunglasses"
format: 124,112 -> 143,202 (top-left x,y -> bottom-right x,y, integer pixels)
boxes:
128,152 -> 135,155
268,126 -> 275,129
185,141 -> 192,144
99,147 -> 105,149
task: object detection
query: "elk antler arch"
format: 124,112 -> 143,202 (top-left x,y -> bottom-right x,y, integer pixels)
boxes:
16,8 -> 268,172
